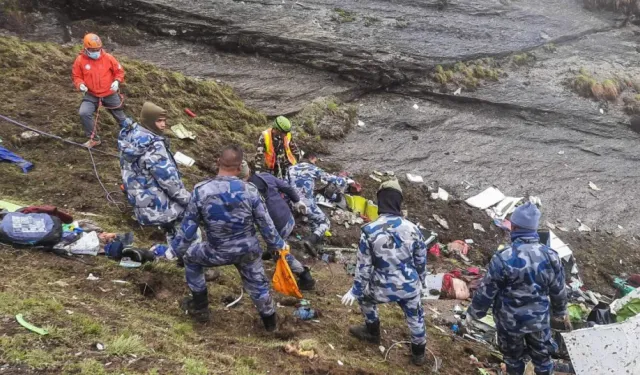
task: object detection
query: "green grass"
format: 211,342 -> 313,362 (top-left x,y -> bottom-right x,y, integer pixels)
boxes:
107,334 -> 147,356
431,59 -> 500,89
512,53 -> 535,66
183,358 -> 209,375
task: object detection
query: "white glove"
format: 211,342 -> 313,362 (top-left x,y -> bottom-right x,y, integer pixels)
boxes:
294,201 -> 308,215
79,84 -> 88,93
110,80 -> 119,92
341,289 -> 356,306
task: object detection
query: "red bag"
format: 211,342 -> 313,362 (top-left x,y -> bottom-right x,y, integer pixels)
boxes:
20,205 -> 73,224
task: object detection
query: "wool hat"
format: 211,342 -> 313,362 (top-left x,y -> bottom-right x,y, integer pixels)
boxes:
378,179 -> 403,195
140,102 -> 167,134
238,160 -> 250,179
510,202 -> 541,230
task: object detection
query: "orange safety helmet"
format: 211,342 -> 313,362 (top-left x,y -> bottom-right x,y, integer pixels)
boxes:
83,33 -> 103,49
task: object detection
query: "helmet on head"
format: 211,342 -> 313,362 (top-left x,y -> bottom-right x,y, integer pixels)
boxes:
83,33 -> 103,49
273,116 -> 292,133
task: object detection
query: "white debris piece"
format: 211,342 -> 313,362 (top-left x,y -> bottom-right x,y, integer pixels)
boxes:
576,219 -> 591,232
437,188 -> 449,201
558,150 -> 565,155
412,103 -> 419,109
562,314 -> 640,375
473,223 -> 485,232
589,181 -> 601,191
21,131 -> 40,139
379,345 -> 386,354
453,87 -> 462,96
433,214 -> 449,230
357,120 -> 365,127
491,196 -> 523,219
465,187 -> 505,210
549,230 -> 573,261
546,222 -> 556,230
529,196 -> 542,206
86,273 -> 100,281
337,360 -> 344,366
422,273 -> 445,300
174,152 -> 195,167
369,174 -> 382,182
54,231 -> 100,256
406,173 -> 424,183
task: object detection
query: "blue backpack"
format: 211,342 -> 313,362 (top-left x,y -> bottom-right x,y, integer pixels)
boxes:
0,212 -> 62,247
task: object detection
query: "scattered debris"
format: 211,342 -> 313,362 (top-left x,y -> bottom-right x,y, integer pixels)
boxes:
576,219 -> 591,232
473,223 -> 485,232
0,145 -> 33,173
466,187 -> 505,210
357,120 -> 365,127
225,289 -> 244,309
406,173 -> 424,183
184,108 -> 197,117
453,87 -> 462,95
16,314 -> 48,335
433,214 -> 449,230
558,150 -> 565,155
49,280 -> 69,287
96,343 -> 105,351
174,152 -> 195,167
369,174 -> 382,183
112,280 -> 130,285
588,181 -> 601,191
171,124 -> 196,140
284,341 -> 316,359
329,343 -> 335,350
412,103 -> 419,110
431,187 -> 450,201
20,131 -> 40,139
119,258 -> 142,268
337,360 -> 344,366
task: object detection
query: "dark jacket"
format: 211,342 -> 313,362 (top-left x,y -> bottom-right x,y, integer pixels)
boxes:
249,173 -> 300,233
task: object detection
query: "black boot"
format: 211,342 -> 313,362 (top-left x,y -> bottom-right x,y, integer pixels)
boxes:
411,342 -> 426,366
261,312 -> 277,332
303,233 -> 321,257
297,267 -> 316,291
348,320 -> 381,344
181,290 -> 210,323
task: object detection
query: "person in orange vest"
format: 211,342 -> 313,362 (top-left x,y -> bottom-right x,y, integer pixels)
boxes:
256,116 -> 301,178
72,33 -> 126,148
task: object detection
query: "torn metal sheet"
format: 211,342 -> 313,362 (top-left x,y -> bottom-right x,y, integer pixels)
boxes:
423,273 -> 445,300
491,196 -> 523,219
465,187 -> 505,210
562,314 -> 640,375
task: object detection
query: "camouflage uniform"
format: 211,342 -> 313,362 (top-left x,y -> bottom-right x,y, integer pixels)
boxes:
171,176 -> 285,317
286,162 -> 335,237
352,214 -> 428,345
278,216 -> 304,274
467,234 -> 567,375
118,119 -> 190,226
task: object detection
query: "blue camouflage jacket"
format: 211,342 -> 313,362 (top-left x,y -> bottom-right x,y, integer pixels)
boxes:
468,234 -> 568,333
287,162 -> 339,200
171,176 -> 285,257
118,120 -> 190,226
352,214 -> 428,303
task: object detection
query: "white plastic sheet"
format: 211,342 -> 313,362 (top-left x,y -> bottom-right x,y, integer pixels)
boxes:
465,187 -> 505,210
562,314 -> 640,375
56,231 -> 100,256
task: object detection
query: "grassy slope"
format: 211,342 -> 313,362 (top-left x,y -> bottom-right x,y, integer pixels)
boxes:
0,36 -> 491,374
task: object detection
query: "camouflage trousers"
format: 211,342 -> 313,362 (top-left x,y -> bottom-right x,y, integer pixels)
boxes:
497,327 -> 557,375
302,197 -> 330,237
359,295 -> 426,345
279,216 -> 305,274
183,242 -> 275,316
163,220 -> 201,259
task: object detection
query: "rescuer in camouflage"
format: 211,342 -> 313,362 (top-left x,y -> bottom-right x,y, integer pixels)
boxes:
466,202 -> 569,375
171,146 -> 286,331
341,180 -> 429,366
286,152 -> 337,255
118,102 -> 190,242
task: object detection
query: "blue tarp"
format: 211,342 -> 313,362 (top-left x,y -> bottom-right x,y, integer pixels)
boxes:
0,146 -> 33,173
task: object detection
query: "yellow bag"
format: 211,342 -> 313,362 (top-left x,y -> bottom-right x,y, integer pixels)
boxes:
272,248 -> 303,298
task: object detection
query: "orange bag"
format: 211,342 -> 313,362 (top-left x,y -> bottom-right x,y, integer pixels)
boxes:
272,248 -> 303,298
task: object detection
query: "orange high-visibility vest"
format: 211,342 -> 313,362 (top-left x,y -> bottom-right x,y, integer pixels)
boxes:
262,128 -> 297,170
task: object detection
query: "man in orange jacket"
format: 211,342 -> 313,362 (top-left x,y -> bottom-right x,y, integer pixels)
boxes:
72,33 -> 126,148
255,116 -> 300,178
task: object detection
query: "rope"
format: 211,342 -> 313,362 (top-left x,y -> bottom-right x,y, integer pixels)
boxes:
89,93 -> 126,141
0,113 -> 207,210
376,340 -> 439,371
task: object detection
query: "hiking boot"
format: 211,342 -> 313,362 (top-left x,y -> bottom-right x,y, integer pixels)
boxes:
204,269 -> 221,282
348,320 -> 381,344
303,233 -> 321,257
82,139 -> 101,148
181,290 -> 210,323
411,342 -> 426,366
261,312 -> 277,332
297,267 -> 316,291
